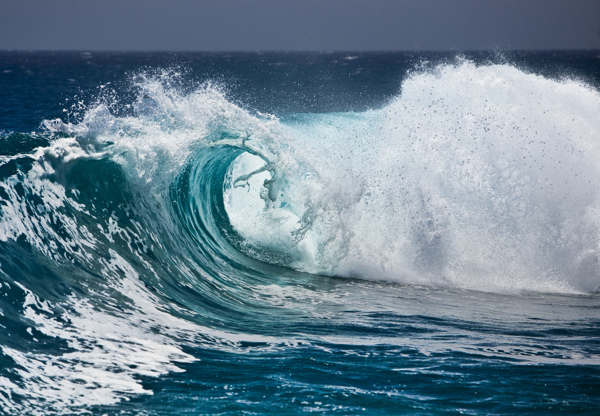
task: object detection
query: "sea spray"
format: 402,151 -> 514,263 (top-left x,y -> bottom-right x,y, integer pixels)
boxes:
226,61 -> 600,293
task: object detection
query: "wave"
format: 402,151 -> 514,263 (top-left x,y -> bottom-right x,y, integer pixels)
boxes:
1,60 -> 600,412
4,61 -> 600,294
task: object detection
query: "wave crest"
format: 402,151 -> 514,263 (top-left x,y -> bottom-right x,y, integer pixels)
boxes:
5,63 -> 600,298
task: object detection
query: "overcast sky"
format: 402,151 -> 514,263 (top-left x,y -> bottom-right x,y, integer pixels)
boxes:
1,0 -> 599,51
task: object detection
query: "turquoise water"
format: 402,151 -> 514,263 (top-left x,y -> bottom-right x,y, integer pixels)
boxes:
0,52 -> 599,415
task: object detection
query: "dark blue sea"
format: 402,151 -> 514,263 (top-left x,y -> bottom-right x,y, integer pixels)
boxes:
0,51 -> 599,415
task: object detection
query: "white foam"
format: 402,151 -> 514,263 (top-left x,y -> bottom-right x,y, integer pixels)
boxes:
225,62 -> 600,294
0,252 -> 199,414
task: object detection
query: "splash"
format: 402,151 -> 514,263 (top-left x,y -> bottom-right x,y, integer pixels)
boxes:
225,61 -> 600,293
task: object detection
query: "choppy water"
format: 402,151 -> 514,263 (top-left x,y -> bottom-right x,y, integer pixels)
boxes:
0,51 -> 599,415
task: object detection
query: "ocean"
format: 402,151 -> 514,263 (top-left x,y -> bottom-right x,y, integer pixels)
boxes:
0,51 -> 599,415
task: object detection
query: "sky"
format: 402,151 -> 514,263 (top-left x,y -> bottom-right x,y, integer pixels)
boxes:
1,0 -> 599,51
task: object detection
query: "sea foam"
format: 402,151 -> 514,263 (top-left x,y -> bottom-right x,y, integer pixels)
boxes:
226,61 -> 600,293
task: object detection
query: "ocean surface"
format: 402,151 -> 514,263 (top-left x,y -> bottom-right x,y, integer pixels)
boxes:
0,51 -> 599,415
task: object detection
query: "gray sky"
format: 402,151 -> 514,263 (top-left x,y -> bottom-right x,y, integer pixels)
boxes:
1,0 -> 599,51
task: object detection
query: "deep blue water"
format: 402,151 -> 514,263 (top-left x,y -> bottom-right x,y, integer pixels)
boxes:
0,51 -> 599,415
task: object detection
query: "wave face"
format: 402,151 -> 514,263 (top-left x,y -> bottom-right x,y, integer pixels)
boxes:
0,52 -> 599,415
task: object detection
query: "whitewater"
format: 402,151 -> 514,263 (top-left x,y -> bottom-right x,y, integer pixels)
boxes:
0,52 -> 598,415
